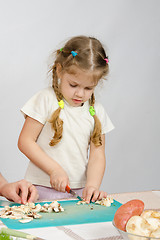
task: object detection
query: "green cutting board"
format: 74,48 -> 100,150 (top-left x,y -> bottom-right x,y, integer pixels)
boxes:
0,199 -> 121,229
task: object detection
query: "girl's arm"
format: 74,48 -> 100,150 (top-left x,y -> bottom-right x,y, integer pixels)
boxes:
83,134 -> 107,203
18,116 -> 69,192
0,173 -> 38,203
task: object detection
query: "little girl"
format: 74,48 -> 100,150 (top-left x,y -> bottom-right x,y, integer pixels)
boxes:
18,36 -> 114,203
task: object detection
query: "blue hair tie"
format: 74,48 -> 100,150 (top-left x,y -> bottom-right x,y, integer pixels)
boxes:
71,51 -> 77,57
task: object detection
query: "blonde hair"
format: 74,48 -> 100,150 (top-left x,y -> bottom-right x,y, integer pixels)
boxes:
49,36 -> 109,147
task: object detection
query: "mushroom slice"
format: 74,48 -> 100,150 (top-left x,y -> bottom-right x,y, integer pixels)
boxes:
9,212 -> 25,220
47,207 -> 53,213
150,211 -> 160,219
50,201 -> 60,212
53,207 -> 59,213
146,217 -> 160,231
4,206 -> 11,211
0,209 -> 6,217
43,203 -> 49,208
32,204 -> 42,213
95,197 -> 114,207
76,200 -> 87,205
33,213 -> 42,219
141,210 -> 154,219
59,206 -> 64,212
50,201 -> 60,209
28,202 -> 35,208
141,210 -> 160,220
19,217 -> 33,223
126,216 -> 151,237
0,214 -> 10,219
150,228 -> 160,238
40,206 -> 49,213
9,215 -> 23,220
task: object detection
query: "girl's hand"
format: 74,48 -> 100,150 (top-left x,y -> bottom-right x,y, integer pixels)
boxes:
83,186 -> 107,204
50,167 -> 69,192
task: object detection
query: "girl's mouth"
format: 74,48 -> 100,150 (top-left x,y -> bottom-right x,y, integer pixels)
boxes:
72,99 -> 83,104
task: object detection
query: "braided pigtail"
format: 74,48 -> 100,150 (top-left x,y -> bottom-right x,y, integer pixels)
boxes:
49,65 -> 64,146
89,94 -> 102,146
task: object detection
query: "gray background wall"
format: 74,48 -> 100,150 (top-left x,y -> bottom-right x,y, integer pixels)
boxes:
0,0 -> 159,194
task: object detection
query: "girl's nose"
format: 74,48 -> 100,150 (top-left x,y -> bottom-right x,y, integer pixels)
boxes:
75,88 -> 84,98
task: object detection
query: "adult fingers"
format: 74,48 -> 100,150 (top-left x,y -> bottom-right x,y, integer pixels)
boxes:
8,191 -> 22,204
18,180 -> 30,204
28,185 -> 39,203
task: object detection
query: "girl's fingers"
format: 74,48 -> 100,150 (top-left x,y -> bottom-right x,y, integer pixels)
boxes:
85,189 -> 94,203
91,190 -> 99,202
98,191 -> 107,200
60,181 -> 67,192
83,187 -> 108,203
82,188 -> 87,200
51,178 -> 69,192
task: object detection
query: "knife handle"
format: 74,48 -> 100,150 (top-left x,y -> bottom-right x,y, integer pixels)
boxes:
66,185 -> 71,193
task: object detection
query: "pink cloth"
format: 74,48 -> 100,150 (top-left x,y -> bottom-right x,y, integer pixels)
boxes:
35,185 -> 83,200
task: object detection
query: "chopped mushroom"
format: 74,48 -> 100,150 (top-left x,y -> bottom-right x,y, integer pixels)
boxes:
95,197 -> 114,207
0,201 -> 64,223
77,197 -> 114,207
150,228 -> 160,238
126,216 -> 152,237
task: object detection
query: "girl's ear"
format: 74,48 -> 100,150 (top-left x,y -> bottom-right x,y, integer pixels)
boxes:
56,63 -> 63,78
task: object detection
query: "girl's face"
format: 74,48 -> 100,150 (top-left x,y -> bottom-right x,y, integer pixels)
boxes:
59,67 -> 97,107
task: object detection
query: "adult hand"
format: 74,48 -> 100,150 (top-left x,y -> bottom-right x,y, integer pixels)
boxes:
0,179 -> 38,204
83,186 -> 107,204
50,167 -> 69,192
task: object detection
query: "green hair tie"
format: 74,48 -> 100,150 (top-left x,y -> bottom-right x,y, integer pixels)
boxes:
58,100 -> 64,109
60,48 -> 63,52
89,106 -> 95,116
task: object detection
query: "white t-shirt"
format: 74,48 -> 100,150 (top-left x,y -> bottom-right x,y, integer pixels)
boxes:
21,87 -> 114,188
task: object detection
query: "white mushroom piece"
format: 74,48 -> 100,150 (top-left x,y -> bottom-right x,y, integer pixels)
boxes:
95,197 -> 114,207
150,228 -> 160,238
32,204 -> 42,213
126,216 -> 152,237
141,210 -> 160,219
19,217 -> 33,223
76,200 -> 86,205
49,201 -> 64,212
145,217 -> 160,232
0,200 -> 65,223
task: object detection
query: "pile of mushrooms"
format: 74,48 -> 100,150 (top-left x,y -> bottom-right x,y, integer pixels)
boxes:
77,196 -> 114,207
126,210 -> 160,238
0,201 -> 64,223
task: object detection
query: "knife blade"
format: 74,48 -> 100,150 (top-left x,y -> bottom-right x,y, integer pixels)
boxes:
66,185 -> 82,201
0,227 -> 44,240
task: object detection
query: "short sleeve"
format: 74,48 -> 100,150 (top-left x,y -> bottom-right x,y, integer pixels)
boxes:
95,102 -> 115,134
21,88 -> 52,124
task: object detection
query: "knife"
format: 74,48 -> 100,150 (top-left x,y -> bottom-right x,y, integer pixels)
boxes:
0,227 -> 44,240
66,185 -> 82,201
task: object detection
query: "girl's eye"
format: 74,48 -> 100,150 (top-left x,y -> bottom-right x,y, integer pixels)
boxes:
85,87 -> 93,90
69,84 -> 77,87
